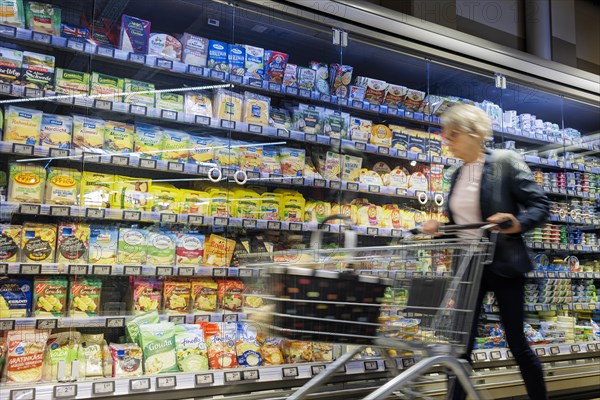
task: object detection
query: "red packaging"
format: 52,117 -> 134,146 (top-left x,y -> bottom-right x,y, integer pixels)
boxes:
264,50 -> 288,84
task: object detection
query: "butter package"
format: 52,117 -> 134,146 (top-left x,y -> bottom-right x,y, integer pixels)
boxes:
104,120 -> 134,153
22,51 -> 54,89
80,172 -> 113,208
176,233 -> 205,266
0,0 -> 25,28
56,223 -> 90,265
391,125 -> 409,151
4,105 -> 42,145
243,91 -> 270,126
149,33 -> 182,61
282,63 -> 297,87
180,33 -> 208,67
25,2 -> 60,35
164,279 -> 191,314
134,123 -> 163,160
161,129 -> 190,163
349,117 -> 371,142
123,78 -> 155,107
188,135 -> 215,164
203,234 -> 236,267
191,278 -> 217,312
0,47 -> 22,84
214,89 -> 243,122
244,45 -> 264,79
279,148 -> 305,177
228,44 -> 245,76
207,40 -> 228,71
45,167 -> 80,205
179,190 -> 209,216
21,223 -> 56,263
68,278 -> 101,317
132,277 -> 162,314
117,228 -> 147,264
146,232 -> 176,266
264,50 -> 288,84
54,68 -> 89,95
297,67 -> 316,90
118,15 -> 150,54
0,225 -> 21,262
370,124 -> 392,147
33,277 -> 67,317
8,163 -> 45,203
89,226 -> 118,265
310,61 -> 329,95
39,114 -> 72,149
90,72 -> 123,103
156,91 -> 184,113
111,176 -> 151,210
185,91 -> 213,117
342,155 -> 362,182
150,183 -> 179,213
0,278 -> 31,318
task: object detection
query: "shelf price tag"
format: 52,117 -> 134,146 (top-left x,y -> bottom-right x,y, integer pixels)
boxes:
167,162 -> 184,173
123,210 -> 141,221
156,266 -> 174,276
550,347 -> 560,355
305,133 -> 317,142
299,89 -> 311,98
210,69 -> 225,80
111,155 -> 129,167
570,345 -> 581,353
242,219 -> 257,229
66,39 -> 85,52
96,46 -> 115,58
214,217 -> 229,226
24,87 -> 43,98
391,229 -> 403,237
160,213 -> 178,223
248,124 -> 263,134
20,264 -> 41,275
196,115 -> 211,126
369,104 -> 380,113
0,82 -> 12,94
130,378 -> 151,392
139,158 -> 157,169
282,367 -> 299,378
10,389 -> 35,400
212,268 -> 228,277
94,99 -> 112,110
329,181 -> 341,190
156,376 -> 177,389
0,319 -> 15,331
93,265 -> 112,275
36,318 -> 57,330
69,264 -> 88,275
378,146 -> 389,155
49,148 -> 70,158
32,31 -> 51,43
93,381 -> 115,395
311,365 -> 326,375
128,53 -> 146,64
243,370 -> 260,380
364,361 -> 379,371
277,129 -> 290,138
224,371 -> 242,382
0,263 -> 7,275
354,142 -> 366,151
106,317 -> 125,328
0,24 -> 17,37
187,65 -> 204,76
267,221 -> 281,230
54,385 -> 77,398
367,227 -> 378,235
195,315 -> 211,323
196,373 -> 214,385
239,269 -> 254,278
20,204 -> 40,215
178,267 -> 195,277
535,348 -> 546,356
223,314 -> 238,323
50,206 -> 71,217
352,100 -> 364,109
220,119 -> 236,130
125,266 -> 142,276
129,104 -> 147,116
368,185 -> 380,193
347,182 -> 359,191
188,215 -> 204,225
314,179 -> 326,187
402,358 -> 415,368
156,58 -> 173,70
168,315 -> 186,325
161,109 -> 178,120
417,153 -> 428,162
474,353 -> 487,361
289,222 -> 303,231
13,143 -> 34,156
285,86 -> 298,96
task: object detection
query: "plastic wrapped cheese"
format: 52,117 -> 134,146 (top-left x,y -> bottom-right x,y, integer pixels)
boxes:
243,91 -> 270,126
214,89 -> 243,122
149,33 -> 182,61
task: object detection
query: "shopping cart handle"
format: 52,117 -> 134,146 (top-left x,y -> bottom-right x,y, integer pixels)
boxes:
412,220 -> 512,235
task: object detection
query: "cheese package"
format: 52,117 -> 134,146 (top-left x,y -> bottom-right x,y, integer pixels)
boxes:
238,143 -> 263,172
109,343 -> 143,377
164,279 -> 191,314
214,89 -> 243,122
33,277 -> 67,316
279,193 -> 305,222
232,188 -> 260,219
0,277 -> 31,317
68,278 -> 101,317
260,192 -> 281,220
282,63 -> 297,87
243,91 -> 270,126
45,167 -> 80,205
310,61 -> 329,95
175,325 -> 208,372
149,183 -> 179,213
323,151 -> 341,181
104,120 -> 134,153
6,329 -> 48,383
22,51 -> 54,89
329,64 -> 353,97
72,115 -> 104,151
357,203 -> 382,227
264,50 -> 288,84
279,148 -> 305,177
176,233 -> 205,266
184,90 -> 213,117
80,171 -> 113,208
89,225 -> 118,265
60,23 -> 90,42
203,234 -> 236,267
134,123 -> 163,160
117,228 -> 147,265
297,67 -> 316,90
293,104 -> 323,134
146,231 -> 176,266
180,33 -> 208,67
39,113 -> 72,149
381,205 -> 402,229
149,33 -> 182,61
54,68 -> 90,95
156,91 -> 184,113
427,133 -> 443,157
212,138 -> 239,167
0,0 -> 25,28
132,277 -> 162,314
201,322 -> 238,369
188,135 -> 215,164
331,203 -> 357,225
8,162 -> 45,203
207,40 -> 228,71
269,107 -> 291,131
218,279 -> 244,311
261,148 -> 281,175
3,105 -> 42,145
90,72 -> 123,103
408,130 -> 426,153
79,333 -> 105,377
21,223 -> 56,263
313,343 -> 333,362
356,77 -> 388,104
342,154 -> 362,182
56,223 -> 90,264
244,45 -> 264,78
205,188 -> 229,217
391,125 -> 409,151
0,225 -> 21,262
322,109 -> 349,139
161,129 -> 190,163
118,15 -> 150,54
179,189 -> 210,216
123,78 -> 155,107
387,167 -> 409,188
282,340 -> 312,364
403,89 -> 426,112
0,47 -> 22,84
384,84 -> 407,108
191,278 -> 217,312
370,124 -> 392,147
260,337 -> 284,366
228,44 -> 245,75
25,1 -> 60,34
305,200 -> 331,224
408,171 -> 429,191
360,169 -> 384,186
236,323 -> 263,367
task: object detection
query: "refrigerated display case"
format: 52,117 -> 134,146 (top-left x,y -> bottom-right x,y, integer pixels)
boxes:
0,1 -> 597,399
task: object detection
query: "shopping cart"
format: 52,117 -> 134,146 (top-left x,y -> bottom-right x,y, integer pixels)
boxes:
245,217 -> 499,400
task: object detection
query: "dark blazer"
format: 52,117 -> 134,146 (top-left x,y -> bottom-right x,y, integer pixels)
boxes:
446,149 -> 550,277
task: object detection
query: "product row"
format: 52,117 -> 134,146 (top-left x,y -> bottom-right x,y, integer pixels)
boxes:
533,254 -> 599,273
549,200 -> 597,221
524,278 -> 598,306
533,170 -> 599,195
504,142 -> 599,171
526,225 -> 599,247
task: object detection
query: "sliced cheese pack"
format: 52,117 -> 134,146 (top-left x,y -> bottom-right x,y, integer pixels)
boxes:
214,89 -> 243,122
134,123 -> 163,160
8,162 -> 45,203
72,115 -> 105,151
123,78 -> 155,107
104,120 -> 134,153
39,114 -> 72,149
185,91 -> 213,117
161,129 -> 190,163
149,183 -> 180,213
243,91 -> 270,126
146,231 -> 176,266
45,167 -> 80,205
4,105 -> 41,145
80,172 -> 114,208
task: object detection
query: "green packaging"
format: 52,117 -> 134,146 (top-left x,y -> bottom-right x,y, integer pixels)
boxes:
146,232 -> 176,266
155,92 -> 184,113
0,0 -> 25,28
33,277 -> 68,317
126,311 -> 159,344
123,78 -> 155,107
55,68 -> 90,96
25,1 -> 61,35
139,322 -> 178,374
90,72 -> 124,103
104,120 -> 134,153
68,278 -> 101,317
117,228 -> 147,264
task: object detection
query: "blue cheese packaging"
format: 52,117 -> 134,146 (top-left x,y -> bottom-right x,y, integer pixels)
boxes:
207,40 -> 228,72
0,278 -> 32,318
228,44 -> 245,76
118,15 -> 151,54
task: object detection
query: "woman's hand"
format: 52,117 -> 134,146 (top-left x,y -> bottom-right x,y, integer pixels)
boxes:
487,213 -> 522,234
421,220 -> 440,235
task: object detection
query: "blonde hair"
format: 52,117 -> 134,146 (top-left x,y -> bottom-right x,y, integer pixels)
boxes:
441,104 -> 492,142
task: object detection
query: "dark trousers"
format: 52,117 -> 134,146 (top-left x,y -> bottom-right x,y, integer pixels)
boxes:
452,268 -> 549,400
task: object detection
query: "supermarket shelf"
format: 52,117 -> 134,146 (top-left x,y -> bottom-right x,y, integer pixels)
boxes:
523,303 -> 600,312
497,127 -> 598,153
548,215 -> 600,228
542,186 -> 600,200
525,270 -> 600,280
526,241 -> 600,254
524,155 -> 600,174
472,341 -> 600,363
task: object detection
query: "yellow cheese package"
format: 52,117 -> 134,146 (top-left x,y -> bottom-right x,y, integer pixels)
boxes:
89,226 -> 118,265
357,203 -> 382,227
260,337 -> 284,366
323,151 -> 342,180
134,123 -> 163,160
72,115 -> 105,151
212,138 -> 239,167
236,323 -> 263,367
164,279 -> 191,314
232,188 -> 260,219
0,277 -> 31,318
123,78 -> 155,107
279,148 -> 305,177
238,143 -> 263,172
149,183 -> 180,213
104,120 -> 134,154
132,278 -> 163,315
68,277 -> 101,317
184,90 -> 213,117
4,105 -> 42,145
203,234 -> 236,267
79,333 -> 106,377
342,154 -> 362,182
33,276 -> 67,317
243,91 -> 270,126
206,188 -> 230,217
109,343 -> 143,377
21,223 -> 56,263
179,189 -> 210,215
304,200 -> 331,224
313,343 -> 333,362
331,203 -> 357,225
39,114 -> 72,149
80,172 -> 114,208
408,171 -> 429,191
0,225 -> 21,262
146,231 -> 176,266
176,233 -> 205,267
8,162 -> 45,203
360,169 -> 384,186
213,88 -> 243,122
387,167 -> 409,188
188,135 -> 216,165
381,205 -> 402,229
111,176 -> 152,211
260,192 -> 281,220
161,129 -> 190,163
117,228 -> 147,265
282,340 -> 312,364
279,193 -> 305,222
90,72 -> 123,103
370,124 -> 392,147
45,167 -> 80,205
174,324 -> 208,372
6,329 -> 49,383
191,278 -> 217,312
56,223 -> 90,265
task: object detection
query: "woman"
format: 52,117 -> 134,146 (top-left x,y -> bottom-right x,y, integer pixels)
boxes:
422,104 -> 550,400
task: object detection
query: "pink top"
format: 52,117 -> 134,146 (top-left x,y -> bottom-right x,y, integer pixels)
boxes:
449,161 -> 484,238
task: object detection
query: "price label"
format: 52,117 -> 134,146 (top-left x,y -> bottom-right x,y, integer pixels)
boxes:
290,177 -> 304,186
111,155 -> 129,166
50,206 -> 71,217
490,351 -> 502,360
54,385 -> 77,398
314,179 -> 326,187
187,65 -> 204,76
329,181 -> 341,190
161,109 -> 178,120
305,133 -> 317,142
535,348 -> 546,356
93,381 -> 115,395
282,367 -> 299,378
93,265 -> 112,275
36,319 -> 57,330
378,146 -> 389,155
139,158 -> 157,169
289,222 -> 303,231
130,104 -> 147,116
106,317 -> 125,328
0,24 -> 17,37
157,266 -> 174,276
0,263 -> 6,275
269,82 -> 282,92
10,389 -> 35,400
178,267 -> 195,277
432,156 -> 442,164
367,228 -> 378,235
587,344 -> 597,351
130,378 -> 151,392
195,315 -> 211,323
474,353 -> 487,361
224,314 -> 238,323
156,58 -> 173,70
212,268 -> 228,277
277,129 -> 290,138
214,217 -> 229,226
196,373 -> 214,385
32,31 -> 51,43
392,229 -> 403,237
299,89 -> 311,98
20,204 -> 40,215
369,104 -> 380,113
243,370 -> 260,380
49,148 -> 70,158
188,215 -> 204,225
13,143 -> 34,155
347,182 -> 359,191
402,358 -> 415,368
168,315 -> 186,325
540,158 -> 548,165
24,87 -> 43,98
239,269 -> 253,278
387,107 -> 397,115
352,100 -> 364,108
83,152 -> 101,163
84,208 -> 105,220
69,264 -> 88,275
196,115 -> 211,126
210,69 -> 225,80
123,210 -> 141,221
229,74 -> 243,84
354,142 -> 366,151
506,351 -> 513,358
369,185 -> 380,193
311,365 -> 326,375
397,150 -> 408,158
220,119 -> 236,130
66,39 -> 85,52
160,213 -> 178,223
417,153 -> 428,162
0,82 -> 12,94
0,319 -> 15,331
571,345 -> 581,353
364,361 -> 378,371
96,46 -> 115,58
396,188 -> 408,196
125,266 -> 142,276
267,221 -> 281,230
94,99 -> 112,110
20,264 -> 41,275
128,53 -> 146,64
285,86 -> 298,96
550,347 -> 560,355
576,245 -> 583,251
248,124 -> 263,134
225,371 -> 242,382
243,219 -> 257,229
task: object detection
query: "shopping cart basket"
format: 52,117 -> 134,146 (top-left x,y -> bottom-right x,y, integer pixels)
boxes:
245,218 -> 500,400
